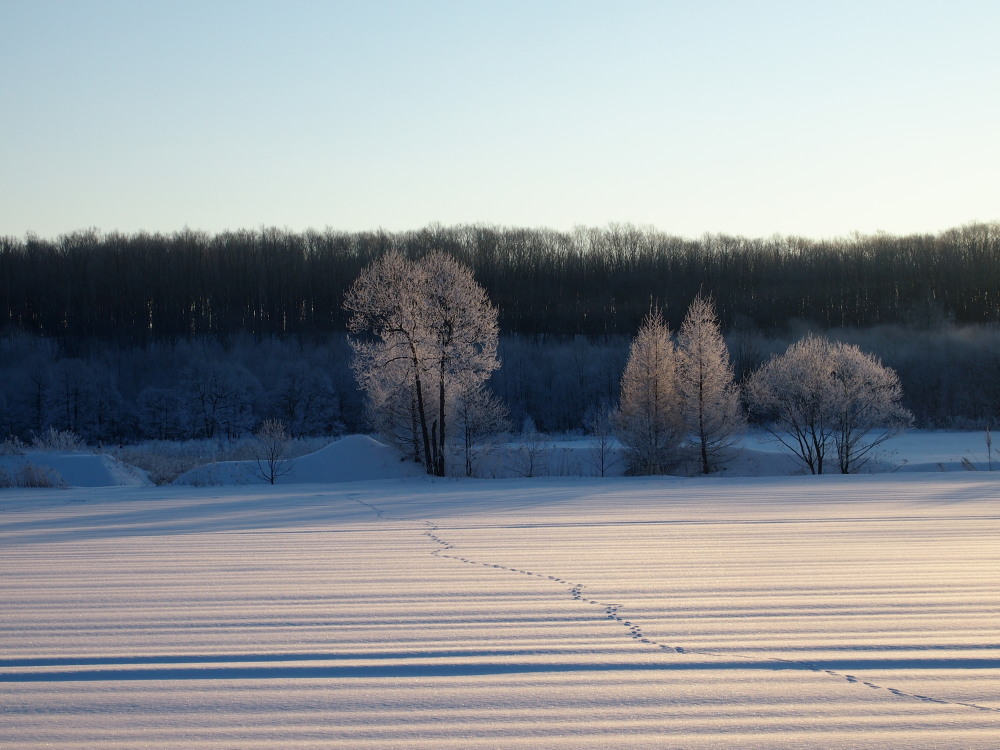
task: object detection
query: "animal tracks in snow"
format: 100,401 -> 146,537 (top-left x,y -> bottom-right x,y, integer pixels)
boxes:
3,478 -> 999,748
409,512 -> 1000,716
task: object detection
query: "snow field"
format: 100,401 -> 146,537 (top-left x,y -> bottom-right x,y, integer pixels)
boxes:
2,474 -> 999,748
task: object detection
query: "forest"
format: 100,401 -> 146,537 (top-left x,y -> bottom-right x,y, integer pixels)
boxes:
3,222 -> 1000,340
2,221 -> 1000,446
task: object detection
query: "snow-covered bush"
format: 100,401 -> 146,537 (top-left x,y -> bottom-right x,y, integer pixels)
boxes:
0,463 -> 67,488
31,427 -> 83,451
1,436 -> 27,455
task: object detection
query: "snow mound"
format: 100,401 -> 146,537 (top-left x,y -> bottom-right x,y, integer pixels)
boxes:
173,435 -> 426,486
0,450 -> 152,488
288,435 -> 426,483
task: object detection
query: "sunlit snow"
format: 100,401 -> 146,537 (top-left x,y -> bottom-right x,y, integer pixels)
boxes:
2,435 -> 999,748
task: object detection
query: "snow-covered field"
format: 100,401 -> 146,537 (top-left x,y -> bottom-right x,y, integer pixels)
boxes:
2,435 -> 1000,747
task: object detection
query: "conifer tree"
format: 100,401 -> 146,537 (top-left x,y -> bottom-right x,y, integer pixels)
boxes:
677,294 -> 745,474
614,310 -> 684,475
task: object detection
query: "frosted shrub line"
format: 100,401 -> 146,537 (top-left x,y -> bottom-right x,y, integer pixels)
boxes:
0,463 -> 66,488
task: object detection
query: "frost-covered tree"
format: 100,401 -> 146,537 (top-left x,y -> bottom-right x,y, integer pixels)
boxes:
827,340 -> 914,473
136,387 -> 187,440
351,337 -> 426,462
345,251 -> 501,477
180,361 -> 260,440
451,383 -> 510,477
0,387 -> 12,439
511,416 -> 551,478
89,363 -> 128,444
45,359 -> 98,437
614,310 -> 684,475
747,334 -> 913,474
677,294 -> 745,474
746,334 -> 835,474
271,362 -> 339,437
21,359 -> 52,436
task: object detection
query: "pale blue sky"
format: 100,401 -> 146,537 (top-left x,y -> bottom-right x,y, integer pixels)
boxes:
2,0 -> 997,239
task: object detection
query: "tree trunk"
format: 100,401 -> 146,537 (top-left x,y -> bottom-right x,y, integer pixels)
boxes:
436,365 -> 447,477
410,354 -> 434,474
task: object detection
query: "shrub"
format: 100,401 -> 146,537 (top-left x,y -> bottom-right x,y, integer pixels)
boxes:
31,427 -> 83,451
0,436 -> 27,455
0,463 -> 67,488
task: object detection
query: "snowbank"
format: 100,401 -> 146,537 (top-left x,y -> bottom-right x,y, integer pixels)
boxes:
14,429 -> 990,490
170,430 -> 1000,486
0,450 -> 152,488
172,434 -> 426,486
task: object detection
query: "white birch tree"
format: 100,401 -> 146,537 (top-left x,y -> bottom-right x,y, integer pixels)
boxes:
351,341 -> 426,463
419,251 -> 501,476
677,294 -> 745,474
614,310 -> 684,475
345,251 -> 501,477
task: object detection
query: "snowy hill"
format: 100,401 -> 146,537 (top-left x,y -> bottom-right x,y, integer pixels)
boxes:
172,434 -> 426,486
5,430 -> 998,490
0,450 -> 152,488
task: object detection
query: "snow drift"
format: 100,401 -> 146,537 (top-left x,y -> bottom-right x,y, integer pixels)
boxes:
0,450 -> 151,488
172,434 -> 425,486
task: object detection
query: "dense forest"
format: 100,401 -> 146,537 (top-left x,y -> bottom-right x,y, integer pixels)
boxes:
3,222 -> 999,340
2,222 -> 1000,445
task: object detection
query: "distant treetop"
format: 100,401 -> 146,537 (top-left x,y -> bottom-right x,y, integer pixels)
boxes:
2,221 -> 998,340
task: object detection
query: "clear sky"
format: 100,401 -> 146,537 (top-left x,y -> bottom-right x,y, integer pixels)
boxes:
2,0 -> 998,240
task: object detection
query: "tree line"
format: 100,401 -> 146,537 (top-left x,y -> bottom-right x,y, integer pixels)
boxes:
3,221 -> 1000,341
2,320 -> 1000,451
342,254 -> 911,477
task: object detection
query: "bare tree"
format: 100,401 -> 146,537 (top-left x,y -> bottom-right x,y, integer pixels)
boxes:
272,362 -> 339,437
22,361 -> 52,436
747,334 -> 912,474
181,361 -> 260,440
136,387 -> 186,440
584,401 -> 619,477
252,419 -> 294,485
345,251 -> 500,477
45,359 -> 97,436
614,310 -> 684,475
511,416 -> 551,478
452,384 -> 510,477
677,294 -> 745,474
